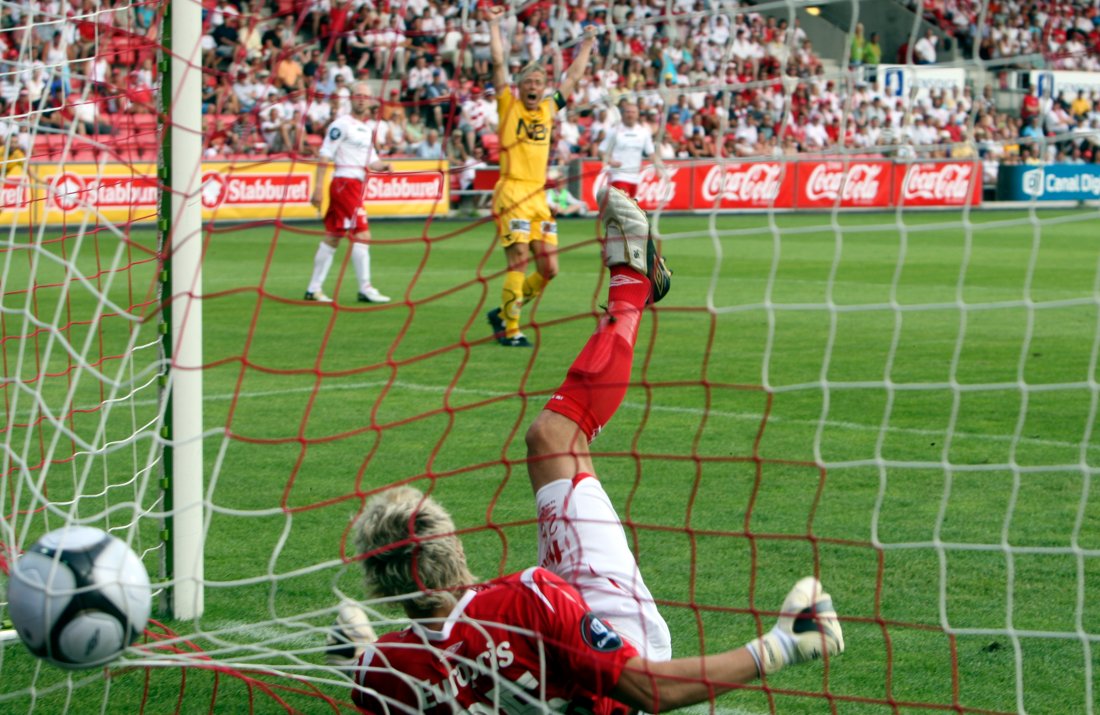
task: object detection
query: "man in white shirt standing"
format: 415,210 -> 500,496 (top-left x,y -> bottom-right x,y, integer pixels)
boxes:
802,113 -> 830,149
914,28 -> 937,65
306,82 -> 392,304
599,102 -> 654,198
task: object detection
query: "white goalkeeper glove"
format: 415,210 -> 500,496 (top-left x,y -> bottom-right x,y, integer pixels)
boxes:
325,601 -> 377,671
745,576 -> 844,676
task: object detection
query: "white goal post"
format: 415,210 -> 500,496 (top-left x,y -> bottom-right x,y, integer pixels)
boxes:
161,0 -> 205,621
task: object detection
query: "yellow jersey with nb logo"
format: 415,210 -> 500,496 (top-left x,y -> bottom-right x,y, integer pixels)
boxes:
497,89 -> 566,184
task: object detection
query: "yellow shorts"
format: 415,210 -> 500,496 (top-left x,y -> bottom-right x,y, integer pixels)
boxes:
493,180 -> 557,248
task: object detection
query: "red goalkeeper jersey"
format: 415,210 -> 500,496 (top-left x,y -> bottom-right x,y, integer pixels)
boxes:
352,567 -> 638,714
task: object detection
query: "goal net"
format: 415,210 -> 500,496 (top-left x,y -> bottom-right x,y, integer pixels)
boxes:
2,0 -> 1098,713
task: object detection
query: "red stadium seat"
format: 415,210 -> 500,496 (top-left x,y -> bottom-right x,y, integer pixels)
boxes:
481,133 -> 499,163
70,148 -> 99,163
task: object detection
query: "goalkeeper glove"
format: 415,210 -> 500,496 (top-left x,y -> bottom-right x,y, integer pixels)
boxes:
325,601 -> 377,670
745,576 -> 844,676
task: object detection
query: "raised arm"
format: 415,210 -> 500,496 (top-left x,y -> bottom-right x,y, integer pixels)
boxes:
487,6 -> 508,94
558,26 -> 597,101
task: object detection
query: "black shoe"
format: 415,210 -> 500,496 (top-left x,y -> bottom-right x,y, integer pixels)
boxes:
646,236 -> 672,305
499,333 -> 532,348
486,308 -> 505,338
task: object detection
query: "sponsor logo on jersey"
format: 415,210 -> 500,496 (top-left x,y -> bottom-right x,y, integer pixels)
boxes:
516,118 -> 547,142
328,126 -> 342,140
581,613 -> 623,652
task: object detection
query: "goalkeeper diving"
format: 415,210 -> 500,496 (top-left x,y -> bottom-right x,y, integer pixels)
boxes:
326,188 -> 844,713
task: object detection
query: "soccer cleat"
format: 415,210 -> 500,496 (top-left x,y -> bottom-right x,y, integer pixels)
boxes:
304,291 -> 333,303
500,333 -> 533,348
646,237 -> 672,305
486,308 -> 506,339
357,286 -> 391,303
599,186 -> 672,305
745,576 -> 844,676
598,185 -> 649,274
325,601 -> 377,670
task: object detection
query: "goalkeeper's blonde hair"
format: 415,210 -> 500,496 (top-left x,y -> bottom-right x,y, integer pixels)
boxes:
352,487 -> 474,613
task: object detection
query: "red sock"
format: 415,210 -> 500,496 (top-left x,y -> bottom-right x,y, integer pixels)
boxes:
607,265 -> 651,308
543,267 -> 651,440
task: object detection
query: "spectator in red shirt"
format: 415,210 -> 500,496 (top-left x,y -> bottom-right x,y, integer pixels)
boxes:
325,0 -> 352,54
664,110 -> 685,147
1020,90 -> 1040,122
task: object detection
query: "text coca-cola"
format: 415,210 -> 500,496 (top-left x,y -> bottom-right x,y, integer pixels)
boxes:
699,163 -> 786,205
899,163 -> 977,205
798,161 -> 891,207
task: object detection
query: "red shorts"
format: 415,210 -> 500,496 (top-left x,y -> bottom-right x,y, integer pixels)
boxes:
324,177 -> 369,236
610,180 -> 638,198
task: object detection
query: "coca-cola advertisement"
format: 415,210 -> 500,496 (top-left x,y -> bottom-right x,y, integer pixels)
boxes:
692,161 -> 795,209
894,161 -> 982,206
795,160 -> 892,208
584,162 -> 693,211
574,159 -> 981,212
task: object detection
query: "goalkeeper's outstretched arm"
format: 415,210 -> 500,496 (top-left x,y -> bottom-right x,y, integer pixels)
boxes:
612,577 -> 845,712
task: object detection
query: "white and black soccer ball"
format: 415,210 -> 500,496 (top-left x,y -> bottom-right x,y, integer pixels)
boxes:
7,526 -> 152,669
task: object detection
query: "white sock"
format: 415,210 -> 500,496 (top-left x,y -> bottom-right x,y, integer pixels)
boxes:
351,242 -> 372,292
308,242 -> 337,294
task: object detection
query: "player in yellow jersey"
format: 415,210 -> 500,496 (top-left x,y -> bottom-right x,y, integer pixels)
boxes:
485,5 -> 597,347
0,135 -> 28,221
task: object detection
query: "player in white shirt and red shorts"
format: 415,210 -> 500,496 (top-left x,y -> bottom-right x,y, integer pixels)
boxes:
306,81 -> 392,304
326,190 -> 844,714
599,102 -> 654,198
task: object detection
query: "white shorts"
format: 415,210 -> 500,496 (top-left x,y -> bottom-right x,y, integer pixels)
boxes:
535,475 -> 672,661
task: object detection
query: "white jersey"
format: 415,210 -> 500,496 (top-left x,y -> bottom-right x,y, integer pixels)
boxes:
600,122 -> 654,184
319,114 -> 381,180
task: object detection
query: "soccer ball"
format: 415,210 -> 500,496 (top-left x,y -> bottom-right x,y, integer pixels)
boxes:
6,526 -> 152,669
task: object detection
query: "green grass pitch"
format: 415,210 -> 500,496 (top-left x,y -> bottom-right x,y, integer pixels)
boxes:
1,208 -> 1098,714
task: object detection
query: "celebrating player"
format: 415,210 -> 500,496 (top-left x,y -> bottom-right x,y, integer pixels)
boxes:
485,6 -> 597,347
306,81 -> 391,304
600,101 -> 654,198
330,188 -> 844,714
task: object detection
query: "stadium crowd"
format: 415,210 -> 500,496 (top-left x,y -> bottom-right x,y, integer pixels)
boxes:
905,0 -> 1100,69
1,0 -> 1099,181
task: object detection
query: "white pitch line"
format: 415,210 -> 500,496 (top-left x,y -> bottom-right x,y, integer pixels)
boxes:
160,379 -> 1100,454
678,706 -> 770,715
10,378 -> 1099,455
